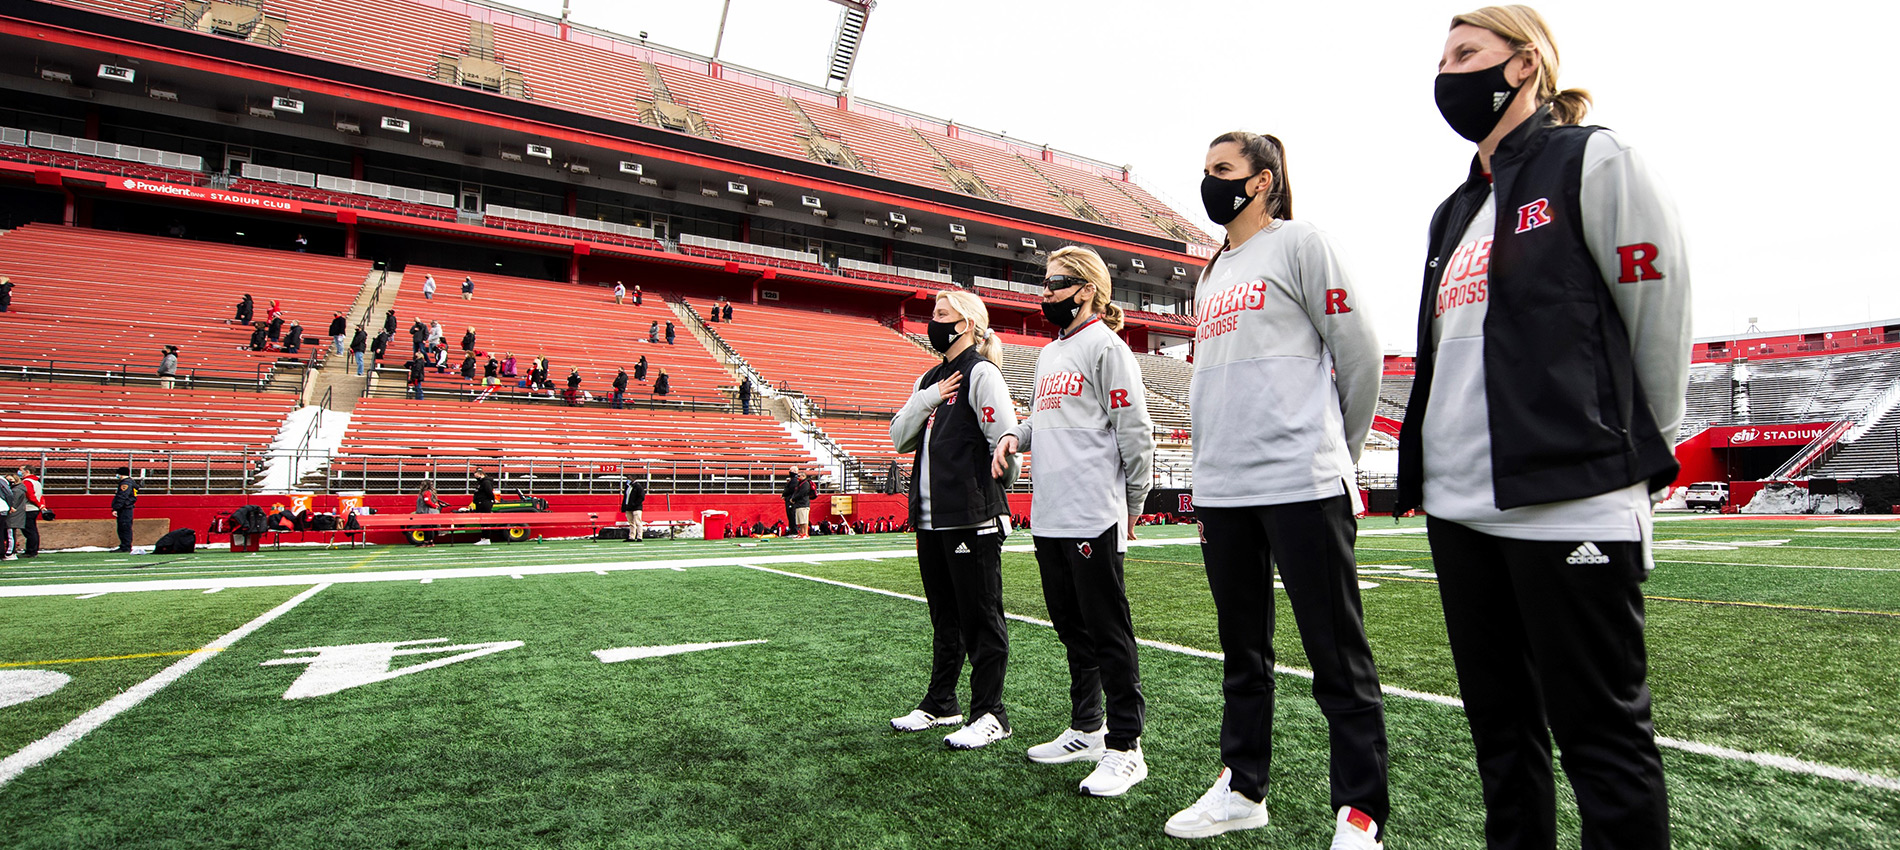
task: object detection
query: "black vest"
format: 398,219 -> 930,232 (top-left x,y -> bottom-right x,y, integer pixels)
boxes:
909,347 -> 1010,528
1398,110 -> 1678,514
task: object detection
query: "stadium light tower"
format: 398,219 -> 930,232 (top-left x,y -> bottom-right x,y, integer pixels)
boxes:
823,0 -> 875,90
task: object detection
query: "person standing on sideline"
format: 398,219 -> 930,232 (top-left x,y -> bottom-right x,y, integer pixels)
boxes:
613,281 -> 627,304
15,467 -> 42,557
157,345 -> 179,389
472,470 -> 496,513
890,290 -> 1020,749
0,473 -> 24,560
460,275 -> 474,301
1160,131 -> 1389,846
110,467 -> 138,552
1397,9 -> 1690,850
350,327 -> 368,376
665,321 -> 676,345
738,377 -> 752,415
620,475 -> 647,541
329,312 -> 347,357
992,246 -> 1157,796
422,273 -> 437,300
414,484 -> 442,546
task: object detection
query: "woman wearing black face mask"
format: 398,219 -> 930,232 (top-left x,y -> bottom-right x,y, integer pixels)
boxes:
888,290 -> 1020,749
1163,131 -> 1387,846
1401,7 -> 1690,850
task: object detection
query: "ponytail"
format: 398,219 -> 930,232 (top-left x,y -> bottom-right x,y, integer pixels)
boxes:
1100,303 -> 1125,332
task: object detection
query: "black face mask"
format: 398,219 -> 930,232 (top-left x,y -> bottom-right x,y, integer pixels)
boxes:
1434,57 -> 1524,142
1200,171 -> 1260,226
1041,293 -> 1082,330
927,318 -> 962,353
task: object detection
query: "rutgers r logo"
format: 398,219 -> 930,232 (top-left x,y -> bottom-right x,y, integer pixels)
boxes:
1324,289 -> 1352,315
1616,242 -> 1663,283
1177,494 -> 1194,513
1514,198 -> 1553,234
1108,389 -> 1132,409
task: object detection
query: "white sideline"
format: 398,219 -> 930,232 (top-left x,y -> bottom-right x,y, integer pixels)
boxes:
741,564 -> 1900,794
0,583 -> 331,789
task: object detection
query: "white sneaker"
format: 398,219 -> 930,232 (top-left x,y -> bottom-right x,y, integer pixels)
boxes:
1163,767 -> 1269,839
943,713 -> 1011,749
1079,743 -> 1148,797
1330,805 -> 1384,850
1026,726 -> 1105,764
890,709 -> 963,732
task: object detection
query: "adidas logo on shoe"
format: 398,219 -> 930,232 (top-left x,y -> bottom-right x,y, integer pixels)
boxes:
1566,541 -> 1611,565
954,542 -> 970,554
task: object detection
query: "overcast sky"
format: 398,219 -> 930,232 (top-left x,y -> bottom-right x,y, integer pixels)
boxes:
507,0 -> 1900,348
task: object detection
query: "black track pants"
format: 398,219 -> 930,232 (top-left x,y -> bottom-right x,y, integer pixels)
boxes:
1034,525 -> 1145,750
914,527 -> 1010,728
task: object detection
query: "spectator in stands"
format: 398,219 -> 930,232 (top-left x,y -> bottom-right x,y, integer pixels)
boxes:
409,318 -> 428,355
613,281 -> 627,304
500,353 -> 518,379
370,327 -> 389,365
383,309 -> 397,337
422,273 -> 437,300
665,321 -> 676,345
350,327 -> 368,376
565,368 -> 583,406
739,377 -> 752,415
647,320 -> 659,343
294,233 -> 308,252
284,321 -> 304,355
110,467 -> 137,553
612,368 -> 629,409
723,299 -> 734,323
708,299 -> 720,323
0,276 -> 11,314
461,327 -> 476,352
232,293 -> 253,325
157,345 -> 179,390
267,313 -> 285,344
430,344 -> 450,374
1397,12 -> 1688,848
406,354 -> 426,400
266,300 -> 285,324
461,275 -> 475,301
414,484 -> 442,546
620,476 -> 646,542
460,352 -> 477,381
653,370 -> 670,396
472,471 -> 496,513
15,467 -> 41,558
993,247 -> 1153,787
888,288 -> 1018,749
248,322 -> 269,352
530,357 -> 550,390
0,473 -> 22,560
483,358 -> 500,388
427,321 -> 444,348
633,355 -> 648,382
632,284 -> 643,305
329,312 -> 348,356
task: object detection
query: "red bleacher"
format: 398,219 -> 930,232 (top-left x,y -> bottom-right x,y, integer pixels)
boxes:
702,303 -> 939,413
381,267 -> 733,403
676,245 -> 829,276
0,143 -> 205,186
1,384 -> 292,455
483,216 -> 665,251
0,224 -> 371,377
229,179 -> 458,221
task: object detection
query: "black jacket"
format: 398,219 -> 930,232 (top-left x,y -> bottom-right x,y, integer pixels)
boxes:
110,477 -> 138,512
235,296 -> 253,323
461,330 -> 476,351
485,360 -> 499,379
249,325 -> 267,351
783,474 -> 815,508
283,327 -> 303,353
267,316 -> 284,340
473,477 -> 496,507
372,331 -> 391,358
633,358 -> 648,380
738,380 -> 751,401
350,329 -> 368,353
460,355 -> 477,379
621,479 -> 647,512
653,374 -> 670,395
613,371 -> 628,391
328,315 -> 346,336
907,346 -> 1011,527
383,311 -> 397,335
407,359 -> 425,384
1397,110 -> 1678,514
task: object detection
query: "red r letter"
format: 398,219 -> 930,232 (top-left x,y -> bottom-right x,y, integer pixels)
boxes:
1108,389 -> 1131,409
1616,243 -> 1662,283
981,406 -> 995,423
1178,494 -> 1194,513
1325,289 -> 1352,315
1514,198 -> 1552,233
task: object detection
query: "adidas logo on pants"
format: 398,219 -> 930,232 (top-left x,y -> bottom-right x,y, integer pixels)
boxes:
1565,542 -> 1611,565
955,542 -> 970,554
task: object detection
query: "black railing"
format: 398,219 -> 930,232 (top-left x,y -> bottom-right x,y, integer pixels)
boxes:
0,357 -> 306,394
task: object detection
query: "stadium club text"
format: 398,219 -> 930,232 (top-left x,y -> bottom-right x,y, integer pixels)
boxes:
116,178 -> 297,212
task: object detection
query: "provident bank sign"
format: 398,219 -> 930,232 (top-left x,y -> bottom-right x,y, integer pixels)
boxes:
1706,424 -> 1836,447
115,178 -> 297,212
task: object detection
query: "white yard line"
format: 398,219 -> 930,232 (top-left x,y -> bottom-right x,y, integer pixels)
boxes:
742,564 -> 1900,793
0,583 -> 331,789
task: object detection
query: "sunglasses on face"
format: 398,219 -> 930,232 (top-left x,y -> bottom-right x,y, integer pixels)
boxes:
1044,275 -> 1085,292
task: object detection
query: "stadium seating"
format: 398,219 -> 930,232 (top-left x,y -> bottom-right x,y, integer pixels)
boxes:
376,267 -> 735,404
699,303 -> 940,414
3,384 -> 294,493
332,397 -> 818,493
229,179 -> 458,222
1133,352 -> 1192,407
0,224 -> 371,382
0,143 -> 205,185
1681,362 -> 1734,434
1736,350 -> 1900,425
482,216 -> 665,251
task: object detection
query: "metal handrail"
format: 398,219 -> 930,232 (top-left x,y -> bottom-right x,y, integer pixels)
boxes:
0,357 -> 304,394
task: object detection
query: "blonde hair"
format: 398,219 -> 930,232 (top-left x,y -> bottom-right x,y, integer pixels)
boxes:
935,289 -> 1001,364
1452,5 -> 1591,125
1046,246 -> 1123,331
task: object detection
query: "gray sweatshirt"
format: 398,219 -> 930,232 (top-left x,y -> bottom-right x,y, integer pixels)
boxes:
1006,317 -> 1155,545
890,355 -> 1018,529
1190,219 -> 1381,507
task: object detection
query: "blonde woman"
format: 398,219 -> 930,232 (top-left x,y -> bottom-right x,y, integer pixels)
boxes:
889,290 -> 1019,749
1163,130 -> 1387,846
993,246 -> 1156,796
1398,7 -> 1689,848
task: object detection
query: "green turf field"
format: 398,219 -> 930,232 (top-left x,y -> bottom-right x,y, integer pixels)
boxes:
0,516 -> 1895,848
